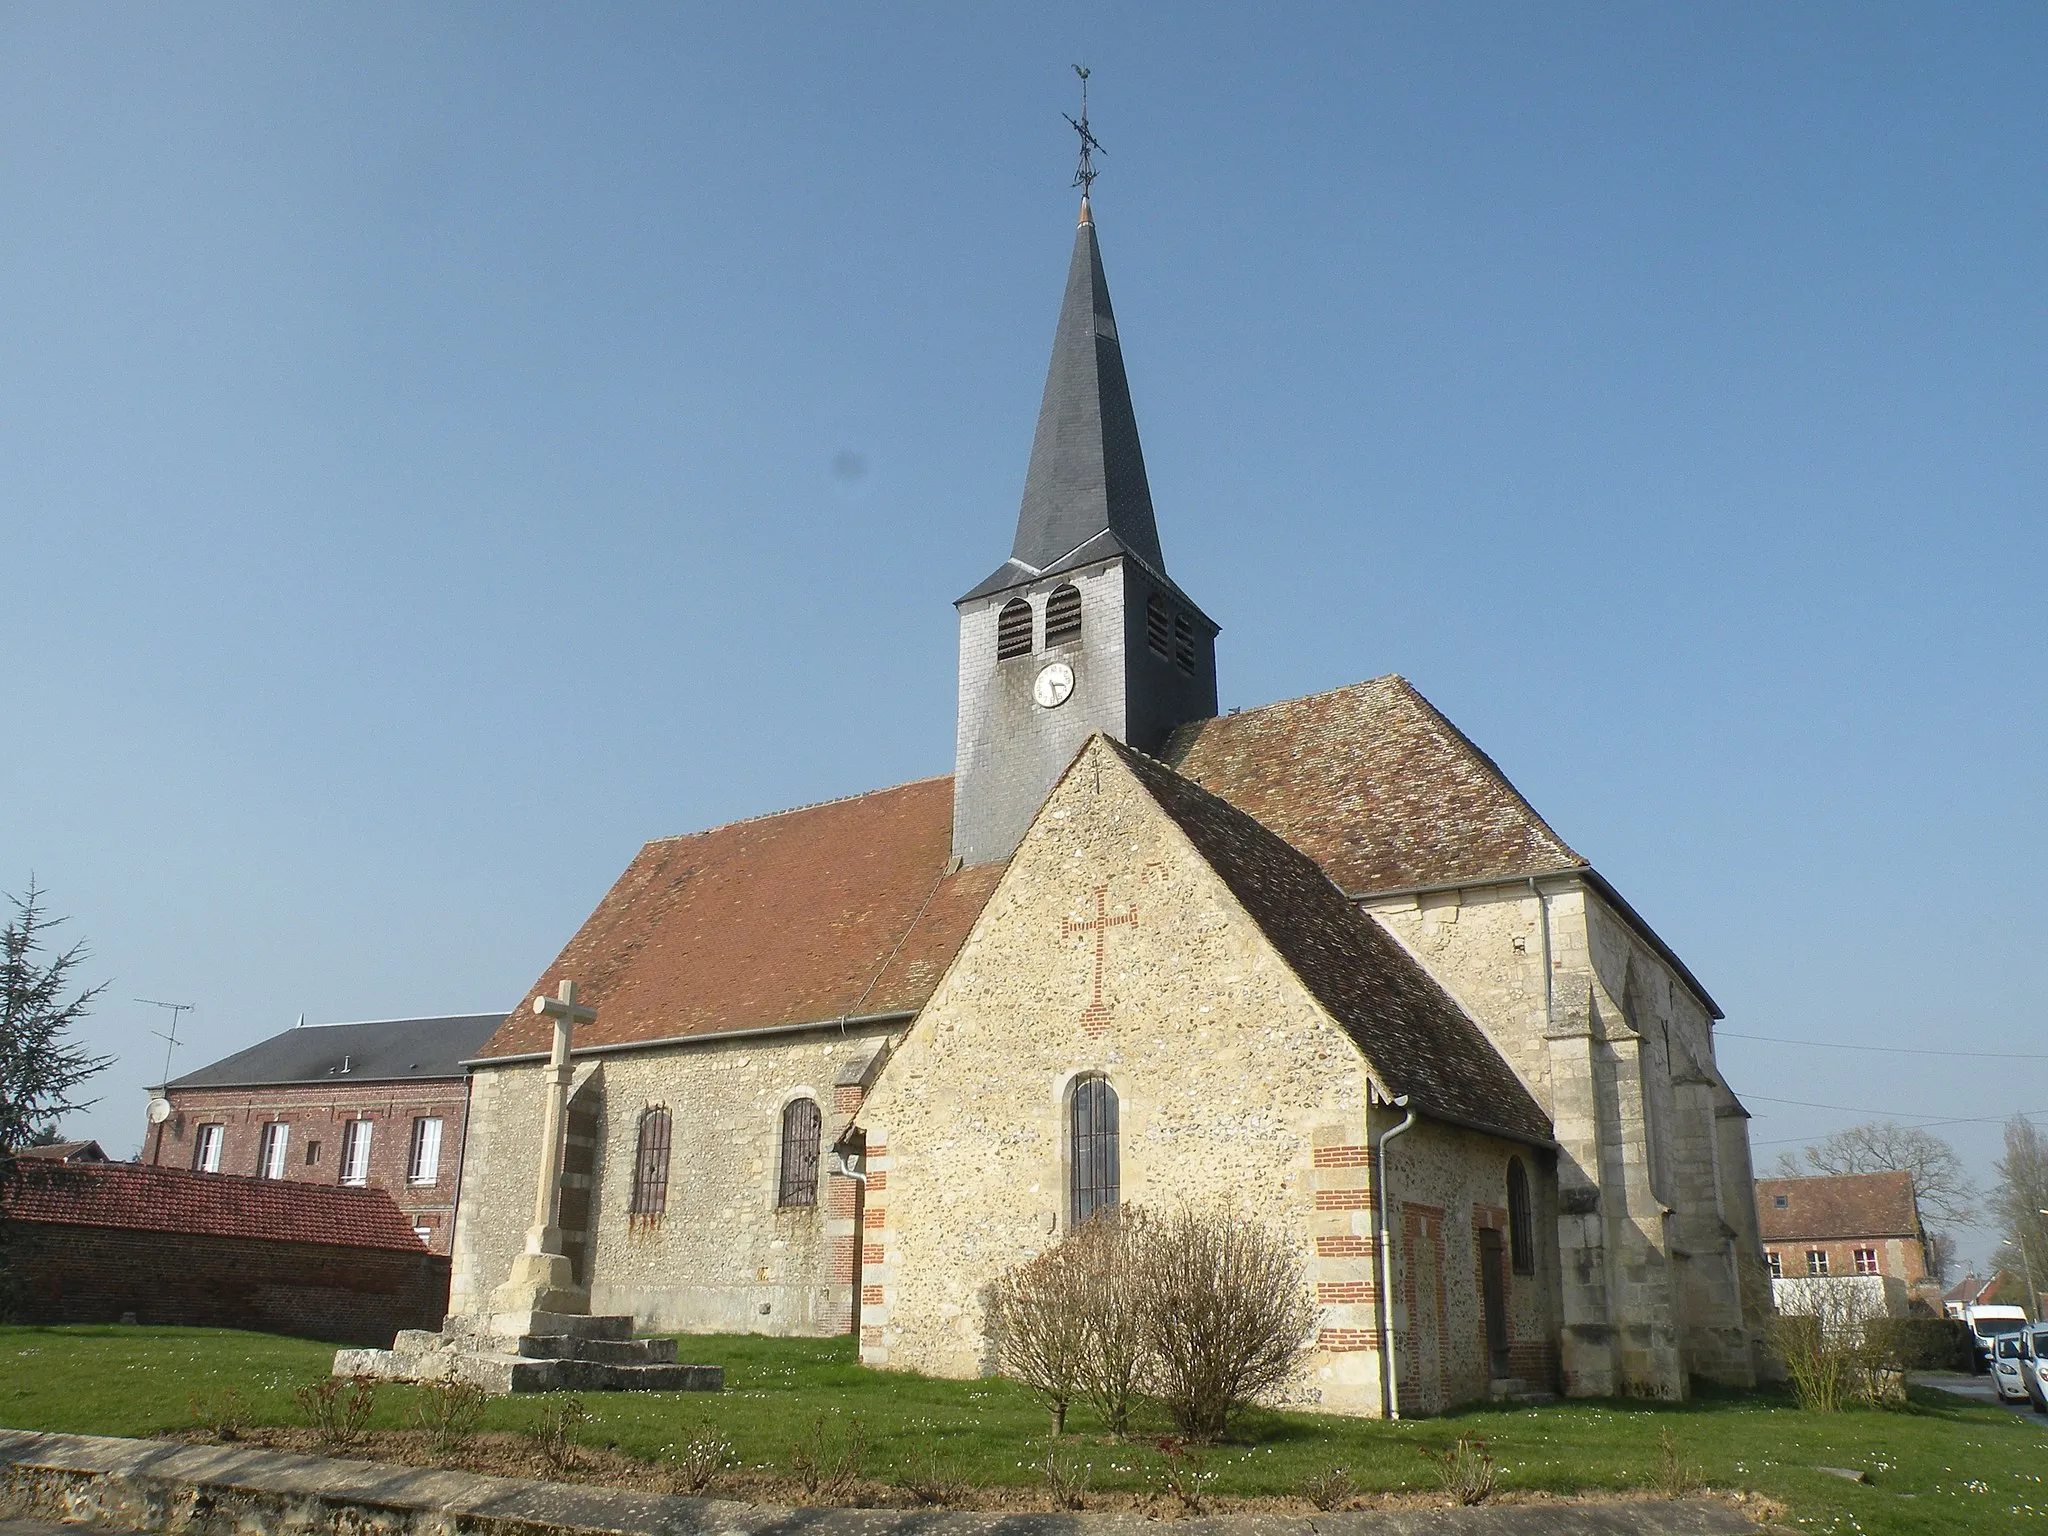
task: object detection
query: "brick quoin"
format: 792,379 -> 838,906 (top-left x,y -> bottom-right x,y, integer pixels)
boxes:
826,1178 -> 858,1219
862,1242 -> 884,1266
860,1326 -> 883,1348
863,1205 -> 886,1230
1313,1189 -> 1371,1210
866,1169 -> 888,1192
867,1143 -> 888,1159
1316,1235 -> 1376,1257
833,1085 -> 863,1115
1317,1328 -> 1378,1353
1311,1145 -> 1372,1168
862,1285 -> 884,1306
1316,1281 -> 1378,1304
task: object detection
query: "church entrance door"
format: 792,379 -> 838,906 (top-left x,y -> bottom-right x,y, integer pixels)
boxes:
1478,1227 -> 1510,1380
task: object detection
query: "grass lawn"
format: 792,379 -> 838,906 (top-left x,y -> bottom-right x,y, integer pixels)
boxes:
3,1325 -> 2046,1533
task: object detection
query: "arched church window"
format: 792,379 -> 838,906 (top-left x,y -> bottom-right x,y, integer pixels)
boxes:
778,1097 -> 822,1207
1145,594 -> 1172,657
996,598 -> 1034,660
1173,612 -> 1195,673
1507,1157 -> 1535,1275
1044,584 -> 1082,645
1070,1076 -> 1120,1226
630,1107 -> 671,1218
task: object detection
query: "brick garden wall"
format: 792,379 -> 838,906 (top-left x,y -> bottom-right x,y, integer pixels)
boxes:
1,1218 -> 449,1345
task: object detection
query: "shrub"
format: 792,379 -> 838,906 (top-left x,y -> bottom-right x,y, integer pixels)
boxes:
787,1413 -> 869,1502
1040,1444 -> 1091,1510
898,1442 -> 961,1507
534,1393 -> 588,1474
1148,1438 -> 1215,1516
1070,1206 -> 1152,1435
987,1245 -> 1089,1434
1136,1205 -> 1317,1440
1768,1281 -> 1910,1410
1419,1432 -> 1496,1506
1299,1464 -> 1356,1511
1655,1428 -> 1704,1499
667,1431 -> 734,1495
188,1388 -> 249,1443
295,1376 -> 376,1453
410,1378 -> 486,1454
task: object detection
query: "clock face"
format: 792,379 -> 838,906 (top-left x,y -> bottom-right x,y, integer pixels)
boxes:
1033,661 -> 1076,709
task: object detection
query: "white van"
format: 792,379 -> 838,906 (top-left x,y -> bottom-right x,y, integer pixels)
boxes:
1963,1303 -> 2030,1373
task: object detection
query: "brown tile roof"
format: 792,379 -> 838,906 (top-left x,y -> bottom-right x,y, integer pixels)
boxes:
478,777 -> 1007,1060
8,1140 -> 107,1162
0,1159 -> 427,1252
1108,739 -> 1553,1146
1755,1171 -> 1921,1243
1166,676 -> 1583,895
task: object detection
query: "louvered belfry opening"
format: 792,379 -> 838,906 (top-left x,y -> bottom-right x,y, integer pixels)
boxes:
1044,583 -> 1082,645
1069,1076 -> 1120,1226
1145,594 -> 1172,658
996,598 -> 1034,659
1173,612 -> 1195,673
631,1108 -> 672,1220
779,1097 -> 822,1207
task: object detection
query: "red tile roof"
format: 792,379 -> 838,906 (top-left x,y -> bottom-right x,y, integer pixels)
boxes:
478,776 -> 1007,1060
1166,677 -> 1583,895
0,1158 -> 429,1252
1755,1171 -> 1921,1243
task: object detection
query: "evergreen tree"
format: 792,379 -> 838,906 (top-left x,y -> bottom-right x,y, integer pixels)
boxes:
0,879 -> 111,1153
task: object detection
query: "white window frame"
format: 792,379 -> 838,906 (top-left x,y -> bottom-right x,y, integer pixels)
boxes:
340,1119 -> 372,1186
1765,1250 -> 1782,1279
407,1117 -> 443,1186
1807,1248 -> 1829,1276
258,1122 -> 290,1180
194,1123 -> 224,1174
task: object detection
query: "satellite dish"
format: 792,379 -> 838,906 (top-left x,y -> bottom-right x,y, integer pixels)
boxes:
146,1097 -> 173,1125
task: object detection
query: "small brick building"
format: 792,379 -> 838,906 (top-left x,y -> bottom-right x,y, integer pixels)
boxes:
1755,1170 -> 1934,1311
0,1158 -> 448,1344
147,1013 -> 500,1255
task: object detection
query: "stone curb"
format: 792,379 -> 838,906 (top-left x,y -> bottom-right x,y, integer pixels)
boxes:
0,1431 -> 1758,1536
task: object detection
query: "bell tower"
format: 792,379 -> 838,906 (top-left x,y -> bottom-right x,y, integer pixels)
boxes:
951,190 -> 1218,867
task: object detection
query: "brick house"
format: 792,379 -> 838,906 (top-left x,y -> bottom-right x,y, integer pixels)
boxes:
0,1157 -> 448,1344
147,1013 -> 500,1255
1755,1170 -> 1934,1313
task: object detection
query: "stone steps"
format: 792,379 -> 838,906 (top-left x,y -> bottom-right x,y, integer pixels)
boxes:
336,1313 -> 718,1396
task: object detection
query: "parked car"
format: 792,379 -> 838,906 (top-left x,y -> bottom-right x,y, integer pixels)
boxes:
1965,1304 -> 2030,1373
2021,1327 -> 2048,1415
1993,1334 -> 2029,1402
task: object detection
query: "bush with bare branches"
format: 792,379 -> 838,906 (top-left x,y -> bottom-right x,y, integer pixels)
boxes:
1069,1207 -> 1152,1435
987,1244 -> 1089,1433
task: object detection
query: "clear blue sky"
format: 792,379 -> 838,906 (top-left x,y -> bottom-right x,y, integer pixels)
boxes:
4,5 -> 2043,1270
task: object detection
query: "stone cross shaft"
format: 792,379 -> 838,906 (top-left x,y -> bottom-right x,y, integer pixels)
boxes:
526,979 -> 596,1257
1064,883 -> 1137,1037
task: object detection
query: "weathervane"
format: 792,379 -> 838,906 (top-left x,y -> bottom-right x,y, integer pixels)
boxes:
1064,64 -> 1104,198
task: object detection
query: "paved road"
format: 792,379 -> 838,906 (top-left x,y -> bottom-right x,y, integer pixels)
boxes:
1912,1369 -> 2047,1419
3,1524 -> 144,1536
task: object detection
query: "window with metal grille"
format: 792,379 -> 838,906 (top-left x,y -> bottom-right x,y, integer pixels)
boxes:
1070,1076 -> 1120,1226
340,1119 -> 372,1186
1854,1247 -> 1879,1275
631,1108 -> 672,1217
1044,583 -> 1082,645
1173,612 -> 1195,672
1766,1250 -> 1782,1279
193,1123 -> 223,1173
258,1122 -> 290,1180
1807,1249 -> 1829,1276
779,1098 -> 821,1207
996,598 -> 1034,659
1506,1157 -> 1535,1275
1145,594 -> 1171,657
407,1117 -> 443,1185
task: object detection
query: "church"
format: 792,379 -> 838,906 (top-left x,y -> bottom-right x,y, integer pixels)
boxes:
448,185 -> 1771,1417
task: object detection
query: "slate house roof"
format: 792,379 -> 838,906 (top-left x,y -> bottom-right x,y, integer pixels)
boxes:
1755,1171 -> 1922,1244
1107,740 -> 1553,1144
168,1013 -> 504,1090
0,1158 -> 428,1252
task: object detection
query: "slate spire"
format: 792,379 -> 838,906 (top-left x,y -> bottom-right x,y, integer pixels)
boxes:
1005,197 -> 1166,582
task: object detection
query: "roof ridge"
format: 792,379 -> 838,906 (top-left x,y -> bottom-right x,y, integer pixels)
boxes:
647,773 -> 954,846
286,1013 -> 504,1031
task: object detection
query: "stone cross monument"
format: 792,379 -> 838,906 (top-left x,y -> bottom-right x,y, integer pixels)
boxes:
487,979 -> 597,1331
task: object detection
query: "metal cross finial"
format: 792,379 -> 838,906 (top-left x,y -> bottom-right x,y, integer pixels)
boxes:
1064,63 -> 1104,198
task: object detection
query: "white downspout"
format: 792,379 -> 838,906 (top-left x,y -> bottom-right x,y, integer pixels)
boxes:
1374,1092 -> 1418,1421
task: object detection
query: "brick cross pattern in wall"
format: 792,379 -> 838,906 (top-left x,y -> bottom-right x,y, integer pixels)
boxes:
1063,883 -> 1139,1038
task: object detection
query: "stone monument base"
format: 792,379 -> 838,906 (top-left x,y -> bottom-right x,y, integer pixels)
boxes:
334,1312 -> 721,1395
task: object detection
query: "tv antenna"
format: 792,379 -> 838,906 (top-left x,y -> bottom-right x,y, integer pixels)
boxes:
1064,64 -> 1104,199
137,998 -> 193,1084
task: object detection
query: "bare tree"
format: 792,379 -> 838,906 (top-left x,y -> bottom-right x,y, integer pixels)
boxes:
1069,1206 -> 1151,1435
1775,1120 -> 1976,1282
0,880 -> 111,1153
1990,1115 -> 2048,1317
1137,1205 -> 1318,1440
986,1243 -> 1089,1434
